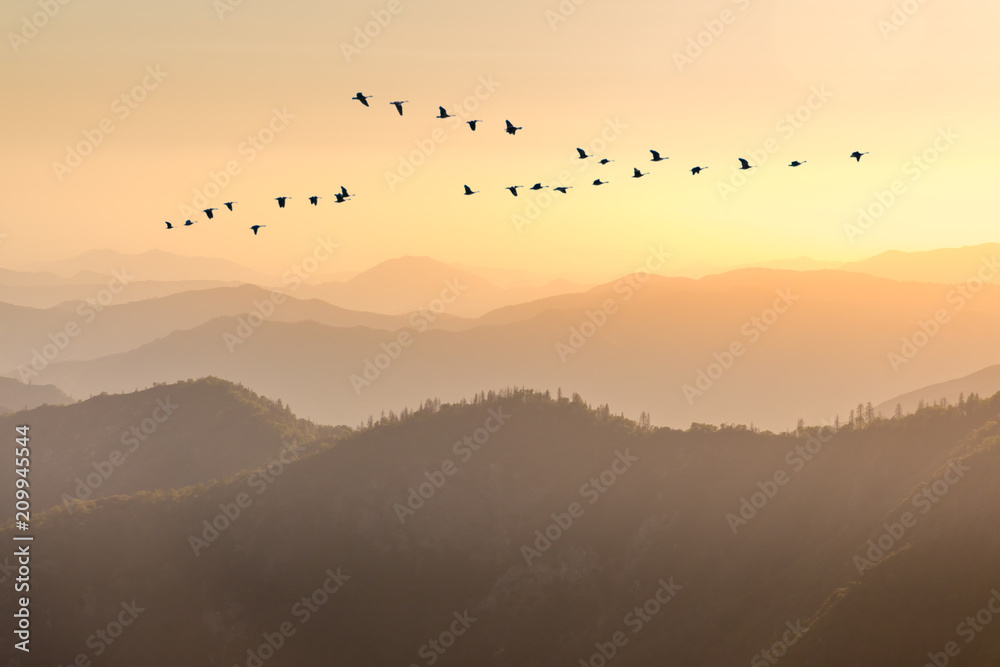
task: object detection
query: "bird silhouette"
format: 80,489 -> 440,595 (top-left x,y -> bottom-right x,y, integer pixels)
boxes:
599,158 -> 614,165
184,219 -> 195,226
164,221 -> 173,230
203,207 -> 218,219
463,184 -> 479,195
467,120 -> 482,131
353,92 -> 372,107
738,158 -> 754,170
789,161 -> 807,167
340,186 -> 353,199
593,178 -> 608,186
334,193 -> 350,203
691,166 -> 707,175
250,225 -> 265,235
850,151 -> 868,162
275,196 -> 291,208
505,120 -> 522,135
553,186 -> 572,193
224,202 -> 236,211
437,106 -> 454,119
650,150 -> 668,162
506,186 -> 523,197
632,167 -> 649,178
309,196 -> 322,205
529,183 -> 549,190
576,148 -> 591,159
390,100 -> 408,115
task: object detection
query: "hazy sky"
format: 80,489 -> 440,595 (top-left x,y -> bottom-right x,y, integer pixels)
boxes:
3,0 -> 998,279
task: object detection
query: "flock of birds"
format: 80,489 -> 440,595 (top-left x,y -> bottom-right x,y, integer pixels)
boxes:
162,90 -> 871,235
164,186 -> 355,235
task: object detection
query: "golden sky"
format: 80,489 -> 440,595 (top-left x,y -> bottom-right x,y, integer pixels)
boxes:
3,0 -> 998,279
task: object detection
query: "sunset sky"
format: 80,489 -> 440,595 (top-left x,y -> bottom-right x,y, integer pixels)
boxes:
3,0 -> 997,280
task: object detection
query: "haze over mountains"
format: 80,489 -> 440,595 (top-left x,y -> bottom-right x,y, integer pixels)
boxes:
3,381 -> 998,666
3,243 -> 999,431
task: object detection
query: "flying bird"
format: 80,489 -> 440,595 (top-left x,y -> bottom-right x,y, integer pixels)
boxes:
390,100 -> 408,115
529,183 -> 548,190
164,221 -> 173,230
437,106 -> 454,119
576,148 -> 591,159
250,225 -> 266,235
203,207 -> 218,219
691,166 -> 707,175
593,178 -> 608,186
738,158 -> 754,170
789,161 -> 807,167
553,186 -> 572,193
334,193 -> 350,203
340,186 -> 353,199
184,219 -> 195,226
850,151 -> 868,162
352,92 -> 372,107
467,120 -> 482,131
506,186 -> 523,197
599,158 -> 614,165
309,196 -> 322,205
224,202 -> 236,211
275,196 -> 291,208
463,184 -> 479,195
505,120 -> 522,135
632,167 -> 649,178
650,150 -> 668,162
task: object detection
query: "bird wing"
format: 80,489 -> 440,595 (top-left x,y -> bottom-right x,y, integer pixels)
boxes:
439,106 -> 448,115
577,148 -> 586,158
651,150 -> 660,160
739,158 -> 750,168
